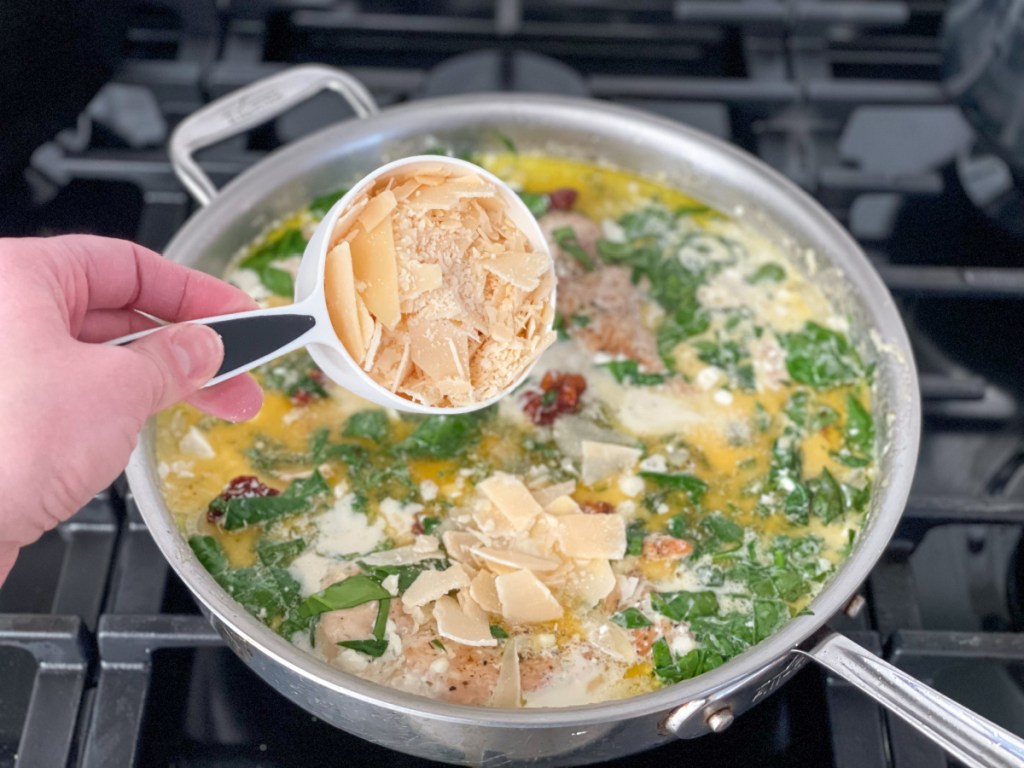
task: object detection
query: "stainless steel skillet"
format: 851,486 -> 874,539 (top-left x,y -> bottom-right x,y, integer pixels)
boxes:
126,64 -> 1024,767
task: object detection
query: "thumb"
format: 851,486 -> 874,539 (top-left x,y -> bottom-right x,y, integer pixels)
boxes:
119,324 -> 224,414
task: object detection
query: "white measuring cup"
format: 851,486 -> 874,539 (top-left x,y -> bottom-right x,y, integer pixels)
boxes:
111,155 -> 555,415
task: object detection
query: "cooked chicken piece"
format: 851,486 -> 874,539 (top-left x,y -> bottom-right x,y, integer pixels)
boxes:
558,266 -> 665,372
316,602 -> 379,663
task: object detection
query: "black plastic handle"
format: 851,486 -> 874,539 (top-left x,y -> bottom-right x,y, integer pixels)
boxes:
206,314 -> 317,378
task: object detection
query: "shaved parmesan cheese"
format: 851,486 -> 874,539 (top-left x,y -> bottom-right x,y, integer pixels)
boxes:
349,211 -> 401,330
586,621 -> 637,663
481,251 -> 549,291
495,570 -> 563,624
556,514 -> 627,560
442,530 -> 483,563
359,536 -> 441,566
531,481 -> 577,508
567,558 -> 617,606
357,189 -> 397,233
469,570 -> 502,613
402,564 -> 471,608
544,496 -> 582,516
324,242 -> 364,360
490,638 -> 522,708
433,595 -> 496,647
471,547 -> 560,573
457,588 -> 491,623
581,441 -> 642,485
476,473 -> 543,532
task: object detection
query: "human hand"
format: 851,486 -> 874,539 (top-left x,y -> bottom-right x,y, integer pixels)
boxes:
0,235 -> 264,583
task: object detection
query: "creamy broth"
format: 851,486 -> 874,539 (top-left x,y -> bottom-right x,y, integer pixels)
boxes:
156,153 -> 876,708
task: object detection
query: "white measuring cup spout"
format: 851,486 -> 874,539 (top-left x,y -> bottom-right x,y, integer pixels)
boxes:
109,155 -> 555,415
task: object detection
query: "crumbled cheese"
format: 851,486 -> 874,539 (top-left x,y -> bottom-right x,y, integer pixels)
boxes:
638,454 -> 667,473
378,497 -> 424,540
314,495 -> 386,557
618,474 -> 644,497
178,426 -> 214,459
713,389 -> 734,405
419,480 -> 439,502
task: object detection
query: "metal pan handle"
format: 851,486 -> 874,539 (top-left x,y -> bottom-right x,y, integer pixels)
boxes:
169,64 -> 379,206
801,629 -> 1024,768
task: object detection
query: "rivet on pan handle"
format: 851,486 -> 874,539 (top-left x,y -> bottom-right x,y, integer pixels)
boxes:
169,65 -> 379,206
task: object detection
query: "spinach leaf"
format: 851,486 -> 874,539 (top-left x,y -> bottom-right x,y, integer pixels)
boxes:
490,624 -> 509,639
216,470 -> 329,530
844,394 -> 874,457
343,410 -> 391,443
393,410 -> 491,459
695,339 -> 755,391
626,520 -> 646,556
310,187 -> 349,217
337,638 -> 388,657
256,538 -> 306,568
650,590 -> 720,622
359,559 -> 448,593
600,359 -> 666,386
552,226 -> 596,270
420,516 -> 442,535
298,574 -> 391,619
518,191 -> 550,217
780,322 -> 863,390
244,434 -> 309,471
651,638 -> 725,684
259,351 -> 328,401
611,607 -> 652,629
747,263 -> 786,284
189,535 -> 301,626
701,514 -> 743,544
640,472 -> 708,504
260,266 -> 293,298
809,467 -> 844,524
239,227 -> 307,297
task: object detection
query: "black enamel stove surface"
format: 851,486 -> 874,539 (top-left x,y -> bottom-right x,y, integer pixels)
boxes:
3,2 -> 1024,766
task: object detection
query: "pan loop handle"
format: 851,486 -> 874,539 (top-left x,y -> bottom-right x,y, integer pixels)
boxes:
169,65 -> 379,207
800,629 -> 1024,768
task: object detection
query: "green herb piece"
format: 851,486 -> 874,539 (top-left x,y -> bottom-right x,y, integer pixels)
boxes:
601,359 -> 666,386
552,226 -> 596,270
239,227 -> 307,297
842,481 -> 872,513
490,624 -> 509,639
343,410 -> 391,443
611,607 -> 652,629
780,322 -> 863,390
337,638 -> 388,657
393,410 -> 492,459
373,597 -> 390,640
420,516 -> 442,535
701,514 -> 743,544
626,520 -> 646,556
189,535 -> 301,629
259,351 -> 327,402
298,574 -> 391,619
495,132 -> 518,153
310,187 -> 349,217
570,313 -> 591,328
747,263 -> 786,284
256,538 -> 306,568
809,467 -> 844,524
244,434 -> 309,471
695,339 -> 755,391
431,638 -> 446,652
640,472 -> 708,504
518,191 -> 550,217
651,590 -> 720,622
552,311 -> 569,341
216,495 -> 307,531
844,394 -> 874,456
652,638 -> 725,683
359,559 -> 448,594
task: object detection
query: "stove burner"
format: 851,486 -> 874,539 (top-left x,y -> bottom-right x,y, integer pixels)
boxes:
421,49 -> 588,97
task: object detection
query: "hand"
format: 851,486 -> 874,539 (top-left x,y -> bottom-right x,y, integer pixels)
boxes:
0,235 -> 264,583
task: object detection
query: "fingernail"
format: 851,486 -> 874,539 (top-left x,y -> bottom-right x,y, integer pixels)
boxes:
170,324 -> 224,381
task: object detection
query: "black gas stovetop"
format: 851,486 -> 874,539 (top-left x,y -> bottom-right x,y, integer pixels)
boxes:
3,2 -> 1024,767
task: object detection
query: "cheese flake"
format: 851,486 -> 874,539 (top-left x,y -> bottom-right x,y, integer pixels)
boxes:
476,473 -> 543,532
495,570 -> 563,624
349,212 -> 401,330
580,441 -> 642,485
471,546 -> 560,573
556,514 -> 627,560
433,595 -> 496,647
402,564 -> 471,608
323,241 -> 365,360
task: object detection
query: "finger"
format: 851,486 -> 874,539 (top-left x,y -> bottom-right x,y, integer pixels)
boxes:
186,373 -> 264,423
45,235 -> 258,320
77,308 -> 161,342
111,323 -> 224,415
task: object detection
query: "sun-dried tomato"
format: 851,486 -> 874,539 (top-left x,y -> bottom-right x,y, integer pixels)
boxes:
290,369 -> 327,405
522,371 -> 587,425
207,475 -> 279,522
642,534 -> 693,561
581,500 -> 615,515
547,188 -> 578,211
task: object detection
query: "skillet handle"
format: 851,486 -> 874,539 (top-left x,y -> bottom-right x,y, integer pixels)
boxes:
800,629 -> 1024,768
169,65 -> 379,206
